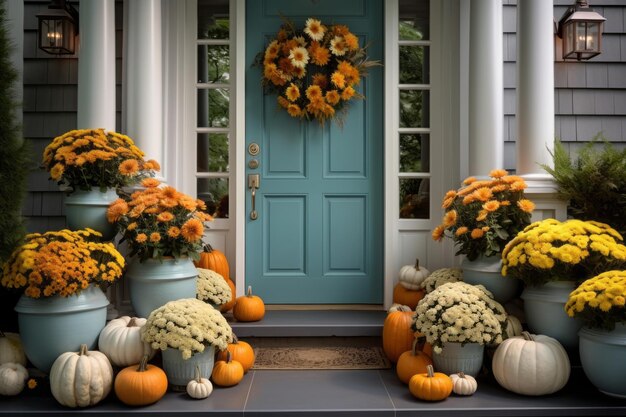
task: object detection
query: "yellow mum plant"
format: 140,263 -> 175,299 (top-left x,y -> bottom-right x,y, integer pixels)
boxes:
502,219 -> 626,287
42,128 -> 159,194
565,270 -> 626,331
141,298 -> 233,359
432,169 -> 535,261
259,17 -> 378,124
107,178 -> 213,262
1,228 -> 125,298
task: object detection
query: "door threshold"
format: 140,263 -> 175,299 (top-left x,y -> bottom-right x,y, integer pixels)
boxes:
265,304 -> 385,311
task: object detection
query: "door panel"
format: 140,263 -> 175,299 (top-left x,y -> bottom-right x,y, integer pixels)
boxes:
245,0 -> 383,304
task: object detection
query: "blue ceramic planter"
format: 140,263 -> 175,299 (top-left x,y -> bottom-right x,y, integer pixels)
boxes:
64,188 -> 119,240
161,345 -> 215,389
126,257 -> 198,318
579,323 -> 626,399
14,285 -> 109,373
432,342 -> 484,377
461,255 -> 520,305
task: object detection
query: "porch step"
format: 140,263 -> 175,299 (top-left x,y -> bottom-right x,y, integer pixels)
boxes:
226,310 -> 387,337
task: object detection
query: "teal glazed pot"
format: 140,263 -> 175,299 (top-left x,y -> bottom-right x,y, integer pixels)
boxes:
161,345 -> 215,389
64,188 -> 119,240
461,255 -> 521,305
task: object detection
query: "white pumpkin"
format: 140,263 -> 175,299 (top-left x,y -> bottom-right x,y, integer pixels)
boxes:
50,344 -> 113,408
492,331 -> 570,396
398,259 -> 430,290
504,315 -> 523,339
0,362 -> 28,396
98,316 -> 155,367
388,303 -> 412,313
186,365 -> 213,399
0,331 -> 27,366
449,372 -> 477,396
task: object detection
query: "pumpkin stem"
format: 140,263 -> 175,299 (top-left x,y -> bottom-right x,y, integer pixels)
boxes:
521,331 -> 534,341
137,354 -> 149,372
426,364 -> 434,378
79,344 -> 88,356
203,243 -> 215,253
414,258 -> 420,269
127,317 -> 137,327
194,364 -> 202,382
232,334 -> 239,344
458,372 -> 465,379
411,337 -> 418,356
247,286 -> 253,297
226,351 -> 232,363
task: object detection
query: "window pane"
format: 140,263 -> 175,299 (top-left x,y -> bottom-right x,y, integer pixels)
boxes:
198,178 -> 229,218
198,45 -> 230,83
399,0 -> 430,40
197,88 -> 230,127
197,133 -> 229,173
198,0 -> 229,39
399,90 -> 429,128
399,46 -> 429,84
400,178 -> 429,219
400,134 -> 429,173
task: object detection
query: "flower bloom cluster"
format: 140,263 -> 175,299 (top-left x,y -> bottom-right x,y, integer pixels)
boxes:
196,268 -> 232,306
502,219 -> 626,287
107,178 -> 213,262
412,282 -> 507,353
141,298 -> 233,359
1,228 -> 125,298
42,129 -> 159,193
565,270 -> 626,331
432,169 -> 535,261
420,267 -> 463,293
261,18 -> 377,124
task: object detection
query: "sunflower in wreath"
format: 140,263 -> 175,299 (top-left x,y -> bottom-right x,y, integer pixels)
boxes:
259,18 -> 379,124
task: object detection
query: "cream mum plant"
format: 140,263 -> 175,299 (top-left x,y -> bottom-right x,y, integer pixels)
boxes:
196,268 -> 232,307
412,282 -> 507,353
141,298 -> 233,359
420,268 -> 463,293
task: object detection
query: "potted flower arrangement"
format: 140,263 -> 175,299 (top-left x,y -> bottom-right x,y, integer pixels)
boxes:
432,169 -> 535,304
141,298 -> 233,388
501,218 -> 626,348
412,281 -> 507,376
419,267 -> 463,294
565,270 -> 626,397
41,128 -> 160,240
259,17 -> 379,124
107,178 -> 214,317
1,228 -> 125,372
196,267 -> 232,308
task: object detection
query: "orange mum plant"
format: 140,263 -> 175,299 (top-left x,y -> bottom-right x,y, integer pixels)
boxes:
259,17 -> 379,124
42,128 -> 159,194
107,179 -> 214,262
432,169 -> 535,261
1,228 -> 125,298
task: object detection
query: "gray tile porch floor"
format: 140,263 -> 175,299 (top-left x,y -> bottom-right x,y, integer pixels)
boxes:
1,311 -> 625,416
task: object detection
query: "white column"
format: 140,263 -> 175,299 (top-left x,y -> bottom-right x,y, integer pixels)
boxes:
516,0 -> 567,221
468,0 -> 503,175
125,0 -> 163,175
77,0 -> 116,130
516,0 -> 554,177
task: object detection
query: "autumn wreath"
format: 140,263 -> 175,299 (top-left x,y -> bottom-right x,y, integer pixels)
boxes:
259,18 -> 378,124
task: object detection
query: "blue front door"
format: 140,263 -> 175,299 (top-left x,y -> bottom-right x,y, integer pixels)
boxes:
245,0 -> 383,304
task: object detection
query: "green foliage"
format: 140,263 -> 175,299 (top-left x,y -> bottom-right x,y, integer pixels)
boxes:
0,0 -> 30,264
541,136 -> 626,236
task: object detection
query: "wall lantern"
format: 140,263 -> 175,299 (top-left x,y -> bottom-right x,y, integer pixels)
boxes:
36,0 -> 79,55
557,0 -> 606,61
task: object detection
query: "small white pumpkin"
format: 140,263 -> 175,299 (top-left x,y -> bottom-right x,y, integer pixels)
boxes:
0,331 -> 27,366
449,372 -> 477,396
186,365 -> 213,399
388,303 -> 412,313
0,362 -> 28,396
50,344 -> 113,408
398,259 -> 430,290
492,331 -> 570,396
503,315 -> 523,339
98,316 -> 155,367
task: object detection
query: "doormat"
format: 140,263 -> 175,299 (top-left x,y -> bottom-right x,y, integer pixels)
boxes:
248,337 -> 391,370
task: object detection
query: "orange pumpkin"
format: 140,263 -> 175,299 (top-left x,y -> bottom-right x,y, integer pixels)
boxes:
211,352 -> 244,387
409,364 -> 453,401
382,305 -> 414,363
114,355 -> 168,406
217,335 -> 255,373
233,286 -> 265,322
393,283 -> 425,309
396,337 -> 433,384
195,244 -> 235,312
